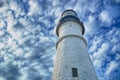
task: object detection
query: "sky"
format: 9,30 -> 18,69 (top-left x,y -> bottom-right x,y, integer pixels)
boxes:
0,0 -> 120,80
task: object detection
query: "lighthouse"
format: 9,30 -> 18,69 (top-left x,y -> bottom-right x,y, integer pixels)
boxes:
52,10 -> 98,80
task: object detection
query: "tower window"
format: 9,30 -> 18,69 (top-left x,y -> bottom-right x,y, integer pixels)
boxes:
72,68 -> 78,77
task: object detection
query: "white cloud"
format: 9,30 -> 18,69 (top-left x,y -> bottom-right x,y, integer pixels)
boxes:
49,65 -> 53,71
28,0 -> 41,16
6,10 -> 17,38
19,67 -> 29,80
0,1 -> 8,15
89,37 -> 102,53
19,17 -> 30,26
24,50 -> 33,58
52,0 -> 59,6
106,61 -> 118,75
8,0 -> 24,17
53,8 -> 62,25
0,31 -> 4,36
93,59 -> 102,68
73,0 -> 87,16
7,38 -> 17,50
89,43 -> 97,53
92,42 -> 109,68
116,54 -> 120,61
105,27 -> 119,44
99,10 -> 111,25
3,56 -> 10,63
93,42 -> 109,59
115,0 -> 120,3
0,76 -> 6,80
112,44 -> 120,53
14,48 -> 23,56
0,42 -> 4,49
0,0 -> 119,80
84,15 -> 96,37
0,20 -> 5,28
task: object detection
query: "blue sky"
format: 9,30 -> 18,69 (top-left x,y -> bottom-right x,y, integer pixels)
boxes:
0,0 -> 120,80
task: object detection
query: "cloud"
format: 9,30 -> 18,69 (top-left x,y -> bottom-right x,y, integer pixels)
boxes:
0,0 -> 120,80
0,0 -> 55,80
105,62 -> 120,80
99,10 -> 111,26
93,42 -> 109,59
84,15 -> 98,38
0,64 -> 21,80
112,44 -> 120,53
0,76 -> 6,80
115,0 -> 120,3
0,30 -> 4,36
106,61 -> 118,75
28,0 -> 40,16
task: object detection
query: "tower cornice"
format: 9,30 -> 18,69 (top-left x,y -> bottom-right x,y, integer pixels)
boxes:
56,34 -> 87,49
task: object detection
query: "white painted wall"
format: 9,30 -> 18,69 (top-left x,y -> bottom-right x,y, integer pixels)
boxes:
59,21 -> 83,38
52,12 -> 98,80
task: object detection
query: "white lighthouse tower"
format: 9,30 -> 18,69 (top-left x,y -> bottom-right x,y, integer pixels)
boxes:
52,10 -> 98,80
